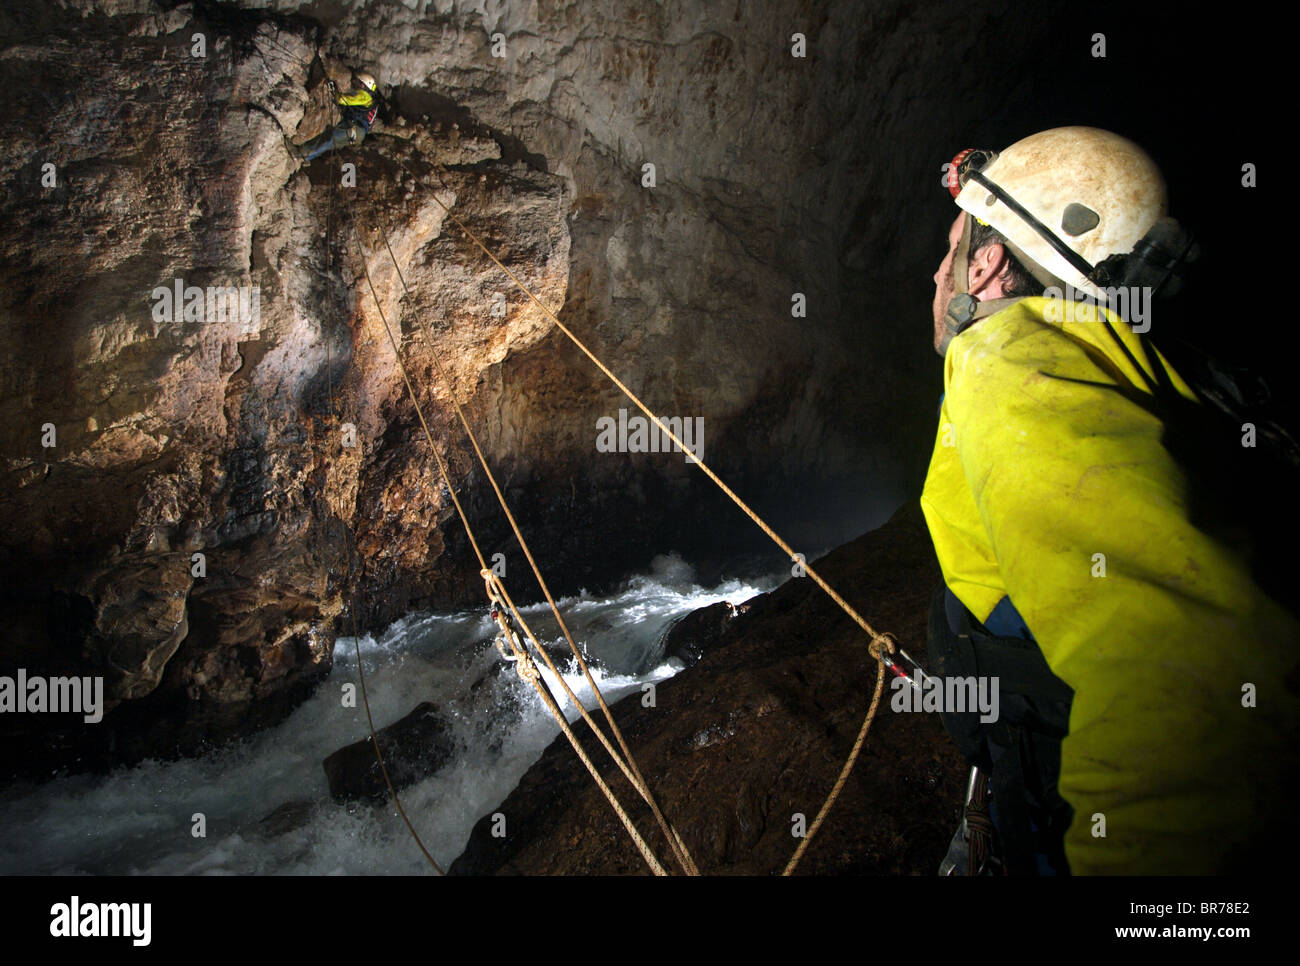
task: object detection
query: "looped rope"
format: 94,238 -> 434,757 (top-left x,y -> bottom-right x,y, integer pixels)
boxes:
868,632 -> 897,662
964,768 -> 998,876
514,653 -> 541,684
782,626 -> 894,876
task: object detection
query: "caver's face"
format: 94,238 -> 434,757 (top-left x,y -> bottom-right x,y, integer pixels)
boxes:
931,213 -> 965,353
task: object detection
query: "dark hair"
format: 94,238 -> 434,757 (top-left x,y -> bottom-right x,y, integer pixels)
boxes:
968,219 -> 1044,298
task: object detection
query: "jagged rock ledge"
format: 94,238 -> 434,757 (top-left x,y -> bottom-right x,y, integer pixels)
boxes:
450,502 -> 968,875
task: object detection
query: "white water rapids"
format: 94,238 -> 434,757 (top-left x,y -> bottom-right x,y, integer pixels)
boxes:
0,555 -> 779,875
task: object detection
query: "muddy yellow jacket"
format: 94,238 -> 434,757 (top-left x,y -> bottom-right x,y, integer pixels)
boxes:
336,90 -> 374,108
920,296 -> 1299,874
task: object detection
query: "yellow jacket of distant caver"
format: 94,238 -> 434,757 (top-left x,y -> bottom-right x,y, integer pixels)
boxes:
920,296 -> 1299,874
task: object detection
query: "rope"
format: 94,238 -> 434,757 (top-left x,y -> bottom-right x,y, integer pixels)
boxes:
313,190 -> 444,873
964,767 -> 999,876
418,170 -> 902,872
375,227 -> 698,876
482,554 -> 695,873
782,634 -> 893,875
484,572 -> 669,875
421,174 -> 894,651
351,605 -> 447,874
326,143 -> 905,873
352,225 -> 676,875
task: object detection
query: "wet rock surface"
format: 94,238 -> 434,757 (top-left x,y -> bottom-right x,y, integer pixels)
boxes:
323,700 -> 456,803
451,502 -> 969,875
252,799 -> 318,840
658,600 -> 737,668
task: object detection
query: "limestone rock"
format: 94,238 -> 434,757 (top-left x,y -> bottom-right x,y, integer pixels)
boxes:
77,552 -> 194,704
0,0 -> 1055,774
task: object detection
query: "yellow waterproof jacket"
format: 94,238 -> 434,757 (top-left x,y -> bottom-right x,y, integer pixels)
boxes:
920,296 -> 1299,874
335,89 -> 379,131
336,90 -> 374,108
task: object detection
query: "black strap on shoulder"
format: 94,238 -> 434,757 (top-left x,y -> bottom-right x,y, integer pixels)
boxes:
927,588 -> 1074,747
938,588 -> 1075,712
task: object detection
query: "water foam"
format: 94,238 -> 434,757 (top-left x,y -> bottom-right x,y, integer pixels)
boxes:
0,564 -> 777,874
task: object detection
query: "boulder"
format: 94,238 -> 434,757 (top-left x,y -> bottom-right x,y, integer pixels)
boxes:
322,701 -> 456,803
658,600 -> 736,668
252,800 -> 318,839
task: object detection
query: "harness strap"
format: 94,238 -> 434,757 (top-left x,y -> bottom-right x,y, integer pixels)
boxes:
927,586 -> 1076,875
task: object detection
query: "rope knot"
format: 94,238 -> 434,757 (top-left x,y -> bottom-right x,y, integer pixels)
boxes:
868,633 -> 897,662
515,656 -> 540,683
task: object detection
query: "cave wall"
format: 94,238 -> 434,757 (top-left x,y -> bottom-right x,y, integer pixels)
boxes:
0,0 -> 1074,770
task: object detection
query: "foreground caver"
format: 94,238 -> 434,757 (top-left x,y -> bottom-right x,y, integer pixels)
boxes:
919,127 -> 1300,874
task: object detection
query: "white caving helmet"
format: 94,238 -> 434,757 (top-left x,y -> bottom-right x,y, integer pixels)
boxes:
354,71 -> 377,91
949,127 -> 1168,302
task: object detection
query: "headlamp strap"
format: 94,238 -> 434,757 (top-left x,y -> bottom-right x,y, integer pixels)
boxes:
952,212 -> 973,299
968,169 -> 1096,284
944,213 -> 976,337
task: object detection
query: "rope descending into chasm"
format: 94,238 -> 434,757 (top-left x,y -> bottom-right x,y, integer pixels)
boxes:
337,154 -> 903,875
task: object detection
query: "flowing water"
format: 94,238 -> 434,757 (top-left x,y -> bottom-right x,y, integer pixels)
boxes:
0,555 -> 780,875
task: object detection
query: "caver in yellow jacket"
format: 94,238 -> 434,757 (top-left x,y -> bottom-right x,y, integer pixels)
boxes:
920,295 -> 1300,874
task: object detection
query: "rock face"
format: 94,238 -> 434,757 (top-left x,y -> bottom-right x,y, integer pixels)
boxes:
322,701 -> 456,803
450,502 -> 969,875
0,0 -> 1076,773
